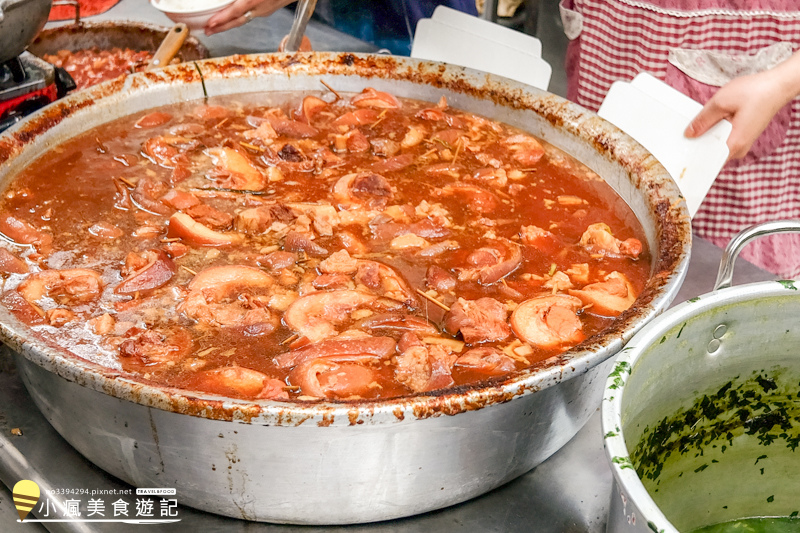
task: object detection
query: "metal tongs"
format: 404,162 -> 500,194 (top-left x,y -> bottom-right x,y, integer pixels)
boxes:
283,0 -> 317,52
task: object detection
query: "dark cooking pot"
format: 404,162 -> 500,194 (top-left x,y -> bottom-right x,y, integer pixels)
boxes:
28,19 -> 209,63
0,0 -> 51,64
0,53 -> 691,524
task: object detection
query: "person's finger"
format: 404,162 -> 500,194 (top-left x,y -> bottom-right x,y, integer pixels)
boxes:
205,17 -> 245,35
725,133 -> 751,160
684,100 -> 730,139
724,110 -> 771,160
724,120 -> 757,161
206,0 -> 294,34
206,0 -> 259,34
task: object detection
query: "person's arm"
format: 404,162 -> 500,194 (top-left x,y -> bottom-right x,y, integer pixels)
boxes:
685,50 -> 800,159
205,0 -> 295,35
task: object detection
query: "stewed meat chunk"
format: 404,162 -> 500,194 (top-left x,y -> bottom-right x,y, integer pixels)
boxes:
445,298 -> 511,344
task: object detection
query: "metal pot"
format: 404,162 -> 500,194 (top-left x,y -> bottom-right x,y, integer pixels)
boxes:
603,220 -> 800,533
28,19 -> 209,63
0,0 -> 51,64
0,53 -> 691,524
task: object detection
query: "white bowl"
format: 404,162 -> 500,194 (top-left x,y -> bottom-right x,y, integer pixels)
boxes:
150,0 -> 237,31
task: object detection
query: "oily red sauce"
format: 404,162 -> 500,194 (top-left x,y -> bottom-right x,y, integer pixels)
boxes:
43,48 -> 153,90
0,88 -> 650,402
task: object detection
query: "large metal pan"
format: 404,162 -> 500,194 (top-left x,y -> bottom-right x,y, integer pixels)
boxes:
0,53 -> 691,525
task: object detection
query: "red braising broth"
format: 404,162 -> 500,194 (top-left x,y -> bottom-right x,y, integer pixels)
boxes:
0,88 -> 649,401
42,48 -> 154,90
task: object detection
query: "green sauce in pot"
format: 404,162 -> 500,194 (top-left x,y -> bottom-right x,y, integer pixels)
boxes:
692,516 -> 800,533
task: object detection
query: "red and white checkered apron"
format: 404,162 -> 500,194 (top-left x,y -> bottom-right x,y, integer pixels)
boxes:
560,0 -> 800,278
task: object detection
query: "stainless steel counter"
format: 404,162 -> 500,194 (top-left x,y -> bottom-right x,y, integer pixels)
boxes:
0,234 -> 774,533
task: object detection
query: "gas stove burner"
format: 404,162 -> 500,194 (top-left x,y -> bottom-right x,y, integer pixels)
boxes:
1,52 -> 55,106
0,51 -> 75,133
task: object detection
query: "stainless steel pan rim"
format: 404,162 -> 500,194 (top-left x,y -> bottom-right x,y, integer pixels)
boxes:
0,52 -> 692,426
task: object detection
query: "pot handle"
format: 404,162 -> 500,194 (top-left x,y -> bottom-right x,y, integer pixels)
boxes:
52,0 -> 80,24
714,219 -> 800,290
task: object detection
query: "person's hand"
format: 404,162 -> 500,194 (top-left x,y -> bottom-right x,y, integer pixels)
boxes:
685,52 -> 800,160
205,0 -> 295,35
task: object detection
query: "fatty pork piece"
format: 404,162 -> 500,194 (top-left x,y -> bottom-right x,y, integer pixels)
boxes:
510,294 -> 585,350
283,290 -> 405,342
276,336 -> 397,399
291,359 -> 380,399
205,147 -> 267,191
458,238 -> 522,285
334,172 -> 395,210
284,231 -> 329,258
438,183 -> 500,215
298,95 -> 328,124
519,224 -> 555,246
192,366 -> 289,400
181,204 -> 234,230
569,271 -> 637,317
332,128 -> 369,154
178,265 -> 277,330
263,110 -> 320,138
354,313 -> 440,338
580,223 -> 642,259
354,260 -> 420,308
115,250 -> 176,296
130,176 -> 172,215
0,248 -> 29,274
455,347 -> 517,376
318,250 -> 420,308
351,87 -> 402,109
369,217 -> 451,245
258,250 -> 298,272
287,203 -> 339,236
118,325 -> 192,368
235,203 -> 295,234
276,336 -> 397,369
18,268 -> 103,307
469,167 -> 508,188
0,213 -> 52,253
159,189 -> 201,211
394,332 -> 457,392
168,212 -> 244,247
141,135 -> 200,169
425,265 -> 456,293
501,133 -> 546,167
444,297 -> 511,344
